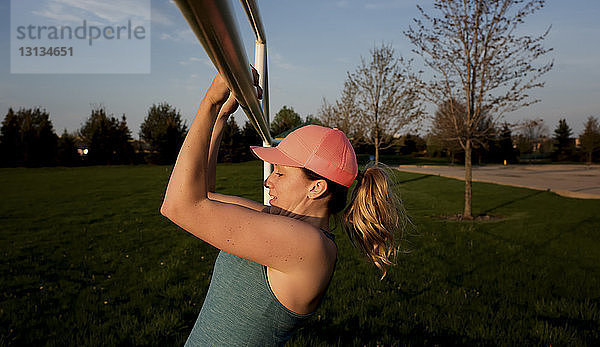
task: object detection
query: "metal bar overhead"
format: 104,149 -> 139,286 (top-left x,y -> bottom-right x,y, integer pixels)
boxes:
172,0 -> 272,145
240,0 -> 266,44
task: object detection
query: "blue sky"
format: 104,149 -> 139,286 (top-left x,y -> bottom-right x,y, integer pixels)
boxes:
1,0 -> 599,138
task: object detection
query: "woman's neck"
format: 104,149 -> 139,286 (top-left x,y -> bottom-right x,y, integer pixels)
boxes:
267,206 -> 330,231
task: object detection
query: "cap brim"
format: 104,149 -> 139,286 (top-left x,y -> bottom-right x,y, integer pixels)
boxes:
250,146 -> 303,167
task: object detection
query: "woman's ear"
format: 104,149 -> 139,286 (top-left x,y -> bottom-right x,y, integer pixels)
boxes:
307,179 -> 328,199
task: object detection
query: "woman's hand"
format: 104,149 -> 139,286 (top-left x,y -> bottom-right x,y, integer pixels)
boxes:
218,92 -> 240,119
207,66 -> 263,119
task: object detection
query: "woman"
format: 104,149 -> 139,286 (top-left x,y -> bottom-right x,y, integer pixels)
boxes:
160,70 -> 405,346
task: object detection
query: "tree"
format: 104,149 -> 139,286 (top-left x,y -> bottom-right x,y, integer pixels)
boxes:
0,107 -> 58,167
139,102 -> 188,165
57,129 -> 80,166
218,117 -> 244,163
0,108 -> 21,167
515,118 -> 548,156
396,133 -> 426,156
579,116 -> 600,164
425,132 -> 458,160
405,0 -> 553,218
24,108 -> 58,167
270,106 -> 302,137
345,43 -> 422,163
114,114 -> 135,164
552,118 -> 574,161
318,81 -> 362,145
79,106 -> 134,165
303,114 -> 322,126
431,98 -> 494,164
498,123 -> 517,164
241,120 -> 262,160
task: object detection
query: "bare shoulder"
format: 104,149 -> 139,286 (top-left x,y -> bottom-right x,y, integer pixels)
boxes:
265,222 -> 337,314
162,198 -> 333,274
262,206 -> 337,264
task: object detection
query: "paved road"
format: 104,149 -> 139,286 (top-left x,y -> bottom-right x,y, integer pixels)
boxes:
396,164 -> 600,199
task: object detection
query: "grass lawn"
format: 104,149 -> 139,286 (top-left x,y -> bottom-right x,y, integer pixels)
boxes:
1,161 -> 599,346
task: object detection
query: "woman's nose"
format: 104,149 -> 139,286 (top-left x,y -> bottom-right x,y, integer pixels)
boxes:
264,172 -> 274,188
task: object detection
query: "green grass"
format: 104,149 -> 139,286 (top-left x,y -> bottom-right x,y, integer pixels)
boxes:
1,162 -> 599,346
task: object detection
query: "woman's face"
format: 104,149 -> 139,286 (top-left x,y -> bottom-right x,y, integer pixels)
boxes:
264,165 -> 313,211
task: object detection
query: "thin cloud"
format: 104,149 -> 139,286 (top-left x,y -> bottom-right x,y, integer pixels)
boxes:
151,8 -> 174,26
271,52 -> 298,71
32,0 -> 150,25
178,56 -> 211,67
160,28 -> 196,43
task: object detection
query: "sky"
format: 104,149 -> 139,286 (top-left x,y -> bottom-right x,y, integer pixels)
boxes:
1,0 -> 599,138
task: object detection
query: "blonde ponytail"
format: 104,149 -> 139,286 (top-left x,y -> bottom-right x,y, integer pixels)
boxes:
343,163 -> 408,278
302,163 -> 409,279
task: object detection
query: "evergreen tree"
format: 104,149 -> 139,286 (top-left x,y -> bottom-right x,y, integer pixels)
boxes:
79,106 -> 134,165
0,107 -> 58,167
241,120 -> 262,161
115,115 -> 135,164
303,114 -> 322,126
57,129 -> 80,166
0,108 -> 20,167
552,118 -> 575,161
270,106 -> 302,137
218,117 -> 243,163
139,102 -> 188,165
498,123 -> 517,163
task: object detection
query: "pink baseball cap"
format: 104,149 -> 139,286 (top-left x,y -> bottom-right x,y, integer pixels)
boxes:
250,125 -> 358,187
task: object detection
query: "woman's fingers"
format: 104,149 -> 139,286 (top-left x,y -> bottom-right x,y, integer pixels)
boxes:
250,65 -> 262,100
211,66 -> 260,109
219,93 -> 239,117
251,65 -> 259,86
207,72 -> 232,105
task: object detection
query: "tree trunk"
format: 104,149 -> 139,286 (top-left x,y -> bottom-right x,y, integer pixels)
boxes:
464,138 -> 473,219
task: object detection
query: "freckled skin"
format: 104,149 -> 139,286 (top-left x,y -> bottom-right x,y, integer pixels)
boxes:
162,72 -> 337,316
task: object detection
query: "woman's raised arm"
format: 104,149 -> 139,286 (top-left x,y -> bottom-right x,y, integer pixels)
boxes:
159,72 -> 326,274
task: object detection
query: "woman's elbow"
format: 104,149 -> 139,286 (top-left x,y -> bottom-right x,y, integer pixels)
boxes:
160,198 -> 210,219
160,200 -> 176,218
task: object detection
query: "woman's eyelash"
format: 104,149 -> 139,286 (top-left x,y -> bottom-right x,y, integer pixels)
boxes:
275,173 -> 283,177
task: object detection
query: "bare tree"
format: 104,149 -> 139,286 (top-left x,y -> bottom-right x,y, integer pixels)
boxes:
431,99 -> 494,162
405,0 -> 553,218
344,43 -> 422,163
515,118 -> 549,154
318,87 -> 358,141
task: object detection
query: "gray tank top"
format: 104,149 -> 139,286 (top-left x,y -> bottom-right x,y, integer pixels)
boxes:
185,230 -> 336,346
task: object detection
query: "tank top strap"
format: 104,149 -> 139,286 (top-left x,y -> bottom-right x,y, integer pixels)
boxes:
320,228 -> 336,242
